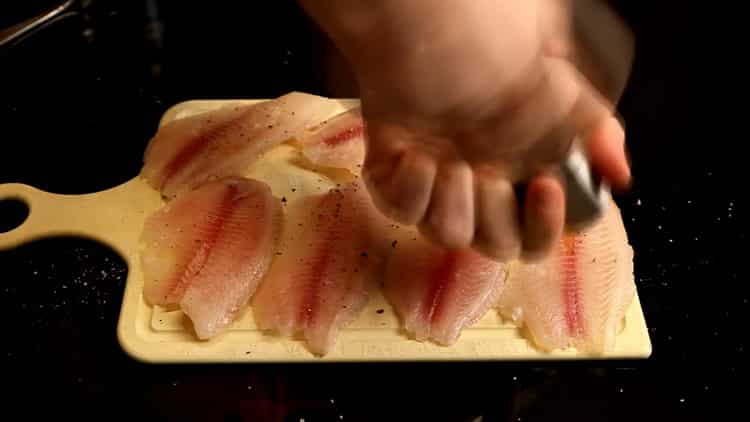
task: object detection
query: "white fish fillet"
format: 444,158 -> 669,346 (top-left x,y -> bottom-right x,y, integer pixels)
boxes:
383,228 -> 507,346
251,181 -> 385,355
296,108 -> 365,174
140,177 -> 281,339
141,92 -> 340,198
496,198 -> 635,354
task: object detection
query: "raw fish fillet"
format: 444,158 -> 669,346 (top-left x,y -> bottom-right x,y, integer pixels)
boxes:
496,199 -> 635,354
296,108 -> 365,174
383,229 -> 507,346
142,92 -> 340,198
251,181 -> 384,355
140,177 -> 281,339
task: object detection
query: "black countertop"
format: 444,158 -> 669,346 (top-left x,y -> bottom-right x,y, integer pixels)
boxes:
0,2 -> 744,421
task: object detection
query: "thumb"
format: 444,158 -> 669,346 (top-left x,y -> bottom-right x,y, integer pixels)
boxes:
520,56 -> 630,190
583,115 -> 630,190
546,56 -> 631,190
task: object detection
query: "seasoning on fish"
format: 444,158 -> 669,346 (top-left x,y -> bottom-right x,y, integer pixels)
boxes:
141,92 -> 340,198
296,108 -> 365,174
140,177 -> 282,339
251,181 -> 384,355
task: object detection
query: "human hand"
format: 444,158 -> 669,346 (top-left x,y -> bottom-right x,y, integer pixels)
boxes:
302,0 -> 633,261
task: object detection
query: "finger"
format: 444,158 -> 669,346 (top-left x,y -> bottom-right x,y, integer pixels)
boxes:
545,56 -> 613,143
361,121 -> 438,224
364,149 -> 438,226
540,57 -> 631,191
419,161 -> 475,248
559,60 -> 631,190
521,173 -> 565,261
585,115 -> 630,190
472,170 -> 522,261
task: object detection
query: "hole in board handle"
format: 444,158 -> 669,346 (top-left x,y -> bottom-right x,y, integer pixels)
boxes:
0,197 -> 30,233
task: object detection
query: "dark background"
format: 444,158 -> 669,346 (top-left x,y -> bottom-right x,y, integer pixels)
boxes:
0,1 -> 744,421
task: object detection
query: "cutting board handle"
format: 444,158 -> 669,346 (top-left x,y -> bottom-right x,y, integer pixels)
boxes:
0,178 -> 163,257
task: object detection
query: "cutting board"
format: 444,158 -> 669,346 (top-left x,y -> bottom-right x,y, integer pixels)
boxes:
0,98 -> 652,362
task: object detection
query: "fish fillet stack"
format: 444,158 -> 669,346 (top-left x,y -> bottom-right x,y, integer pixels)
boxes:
137,92 -> 636,356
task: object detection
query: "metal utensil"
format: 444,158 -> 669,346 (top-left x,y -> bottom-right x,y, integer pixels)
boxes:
561,143 -> 609,231
0,0 -> 75,48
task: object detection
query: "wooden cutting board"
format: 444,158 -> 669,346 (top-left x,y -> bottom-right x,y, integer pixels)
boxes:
0,98 -> 652,363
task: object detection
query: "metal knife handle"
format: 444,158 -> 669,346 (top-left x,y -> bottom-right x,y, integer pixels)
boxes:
513,144 -> 607,232
561,143 -> 609,230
